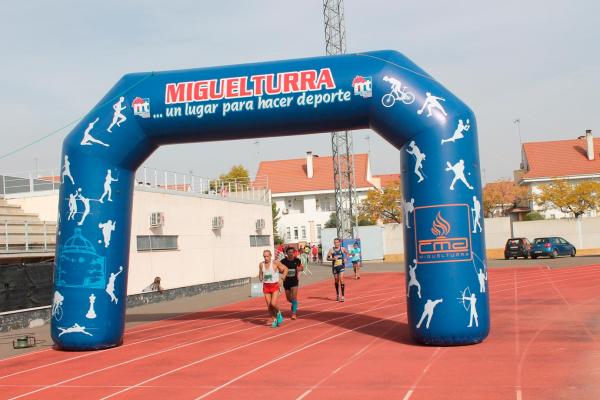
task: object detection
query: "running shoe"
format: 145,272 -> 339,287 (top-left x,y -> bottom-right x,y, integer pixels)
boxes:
336,295 -> 340,302
340,296 -> 345,302
276,311 -> 284,325
291,313 -> 297,320
271,319 -> 278,328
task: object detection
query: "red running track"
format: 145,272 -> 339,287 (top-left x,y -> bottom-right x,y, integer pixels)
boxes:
1,265 -> 600,400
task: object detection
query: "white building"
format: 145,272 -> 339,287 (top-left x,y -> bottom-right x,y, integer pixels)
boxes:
2,169 -> 272,294
518,130 -> 600,219
256,152 -> 399,244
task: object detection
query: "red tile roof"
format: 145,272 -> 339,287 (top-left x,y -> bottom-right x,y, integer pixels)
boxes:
373,173 -> 400,188
256,154 -> 373,194
522,137 -> 600,180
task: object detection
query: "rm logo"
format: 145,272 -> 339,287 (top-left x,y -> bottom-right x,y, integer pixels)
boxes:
414,204 -> 472,264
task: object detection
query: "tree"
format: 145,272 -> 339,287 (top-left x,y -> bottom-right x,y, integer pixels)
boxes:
482,180 -> 530,217
536,180 -> 600,218
271,202 -> 283,244
523,211 -> 544,221
359,180 -> 402,224
325,212 -> 337,229
357,214 -> 376,226
216,165 -> 250,192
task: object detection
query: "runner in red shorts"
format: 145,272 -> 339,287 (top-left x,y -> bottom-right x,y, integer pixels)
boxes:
259,249 -> 288,328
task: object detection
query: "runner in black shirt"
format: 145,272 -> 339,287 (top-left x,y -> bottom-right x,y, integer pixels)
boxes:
281,246 -> 304,319
327,238 -> 349,302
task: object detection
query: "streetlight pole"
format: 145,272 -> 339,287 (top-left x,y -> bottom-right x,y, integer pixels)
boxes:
513,118 -> 522,145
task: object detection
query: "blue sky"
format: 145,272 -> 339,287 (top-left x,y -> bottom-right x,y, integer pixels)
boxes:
0,1 -> 598,182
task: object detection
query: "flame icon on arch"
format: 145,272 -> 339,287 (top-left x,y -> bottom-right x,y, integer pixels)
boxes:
430,211 -> 451,237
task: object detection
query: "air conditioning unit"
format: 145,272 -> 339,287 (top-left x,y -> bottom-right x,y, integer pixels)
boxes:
212,216 -> 224,230
149,212 -> 164,228
255,218 -> 265,230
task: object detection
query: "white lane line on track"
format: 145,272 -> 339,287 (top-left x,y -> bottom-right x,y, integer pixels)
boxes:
295,313 -> 402,400
8,267 -> 600,399
489,265 -> 600,289
8,294 -> 403,400
399,269 -> 600,400
123,283 -> 402,337
514,270 -> 520,356
0,275 -> 398,367
542,268 -> 598,343
14,269 -> 600,397
0,263 -> 593,365
192,310 -> 407,399
401,347 -> 444,400
97,300 -> 405,400
0,285 -> 400,381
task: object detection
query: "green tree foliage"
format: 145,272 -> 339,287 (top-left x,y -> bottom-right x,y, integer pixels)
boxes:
325,212 -> 337,229
215,165 -> 250,192
536,180 -> 600,218
523,211 -> 545,221
359,181 -> 402,224
523,211 -> 544,221
272,202 -> 283,244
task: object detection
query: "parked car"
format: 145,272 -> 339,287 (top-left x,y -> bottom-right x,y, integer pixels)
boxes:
530,237 -> 576,259
504,238 -> 531,259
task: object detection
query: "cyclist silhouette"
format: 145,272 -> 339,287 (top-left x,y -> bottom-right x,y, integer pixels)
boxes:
382,76 -> 415,107
52,290 -> 64,321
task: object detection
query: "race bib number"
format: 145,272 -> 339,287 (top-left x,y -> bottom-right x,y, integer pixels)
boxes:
335,259 -> 343,266
287,270 -> 296,277
264,274 -> 272,281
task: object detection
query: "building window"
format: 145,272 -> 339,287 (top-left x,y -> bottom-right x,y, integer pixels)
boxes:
286,227 -> 291,240
317,224 -> 322,239
137,235 -> 178,251
301,226 -> 307,239
316,196 -> 333,212
250,235 -> 271,247
293,226 -> 299,240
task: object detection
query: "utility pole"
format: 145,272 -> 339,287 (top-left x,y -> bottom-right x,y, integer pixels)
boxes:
513,118 -> 522,145
323,0 -> 358,240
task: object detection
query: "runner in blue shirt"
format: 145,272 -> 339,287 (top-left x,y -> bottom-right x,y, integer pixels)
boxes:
351,241 -> 362,279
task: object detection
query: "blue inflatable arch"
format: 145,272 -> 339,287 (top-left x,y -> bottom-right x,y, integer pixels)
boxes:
53,50 -> 489,350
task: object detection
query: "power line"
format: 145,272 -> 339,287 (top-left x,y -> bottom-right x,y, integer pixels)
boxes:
0,73 -> 154,162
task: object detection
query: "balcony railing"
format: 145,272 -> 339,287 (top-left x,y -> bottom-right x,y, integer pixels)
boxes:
134,167 -> 271,203
0,220 -> 56,254
0,168 -> 271,204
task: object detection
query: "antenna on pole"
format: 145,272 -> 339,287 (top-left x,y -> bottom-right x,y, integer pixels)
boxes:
323,0 -> 357,240
513,118 -> 522,145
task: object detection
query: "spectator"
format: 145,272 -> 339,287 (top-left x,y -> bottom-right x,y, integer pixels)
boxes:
142,276 -> 164,294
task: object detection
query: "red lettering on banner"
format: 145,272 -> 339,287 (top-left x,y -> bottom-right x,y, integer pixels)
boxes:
251,75 -> 267,96
300,70 -> 318,91
238,77 -> 252,97
282,72 -> 300,93
209,80 -> 223,100
165,83 -> 186,104
265,74 -> 281,95
224,77 -> 239,98
316,68 -> 335,90
164,68 -> 337,104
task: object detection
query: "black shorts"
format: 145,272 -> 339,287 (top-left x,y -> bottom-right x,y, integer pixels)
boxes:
332,266 -> 345,275
352,260 -> 359,265
283,278 -> 299,290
